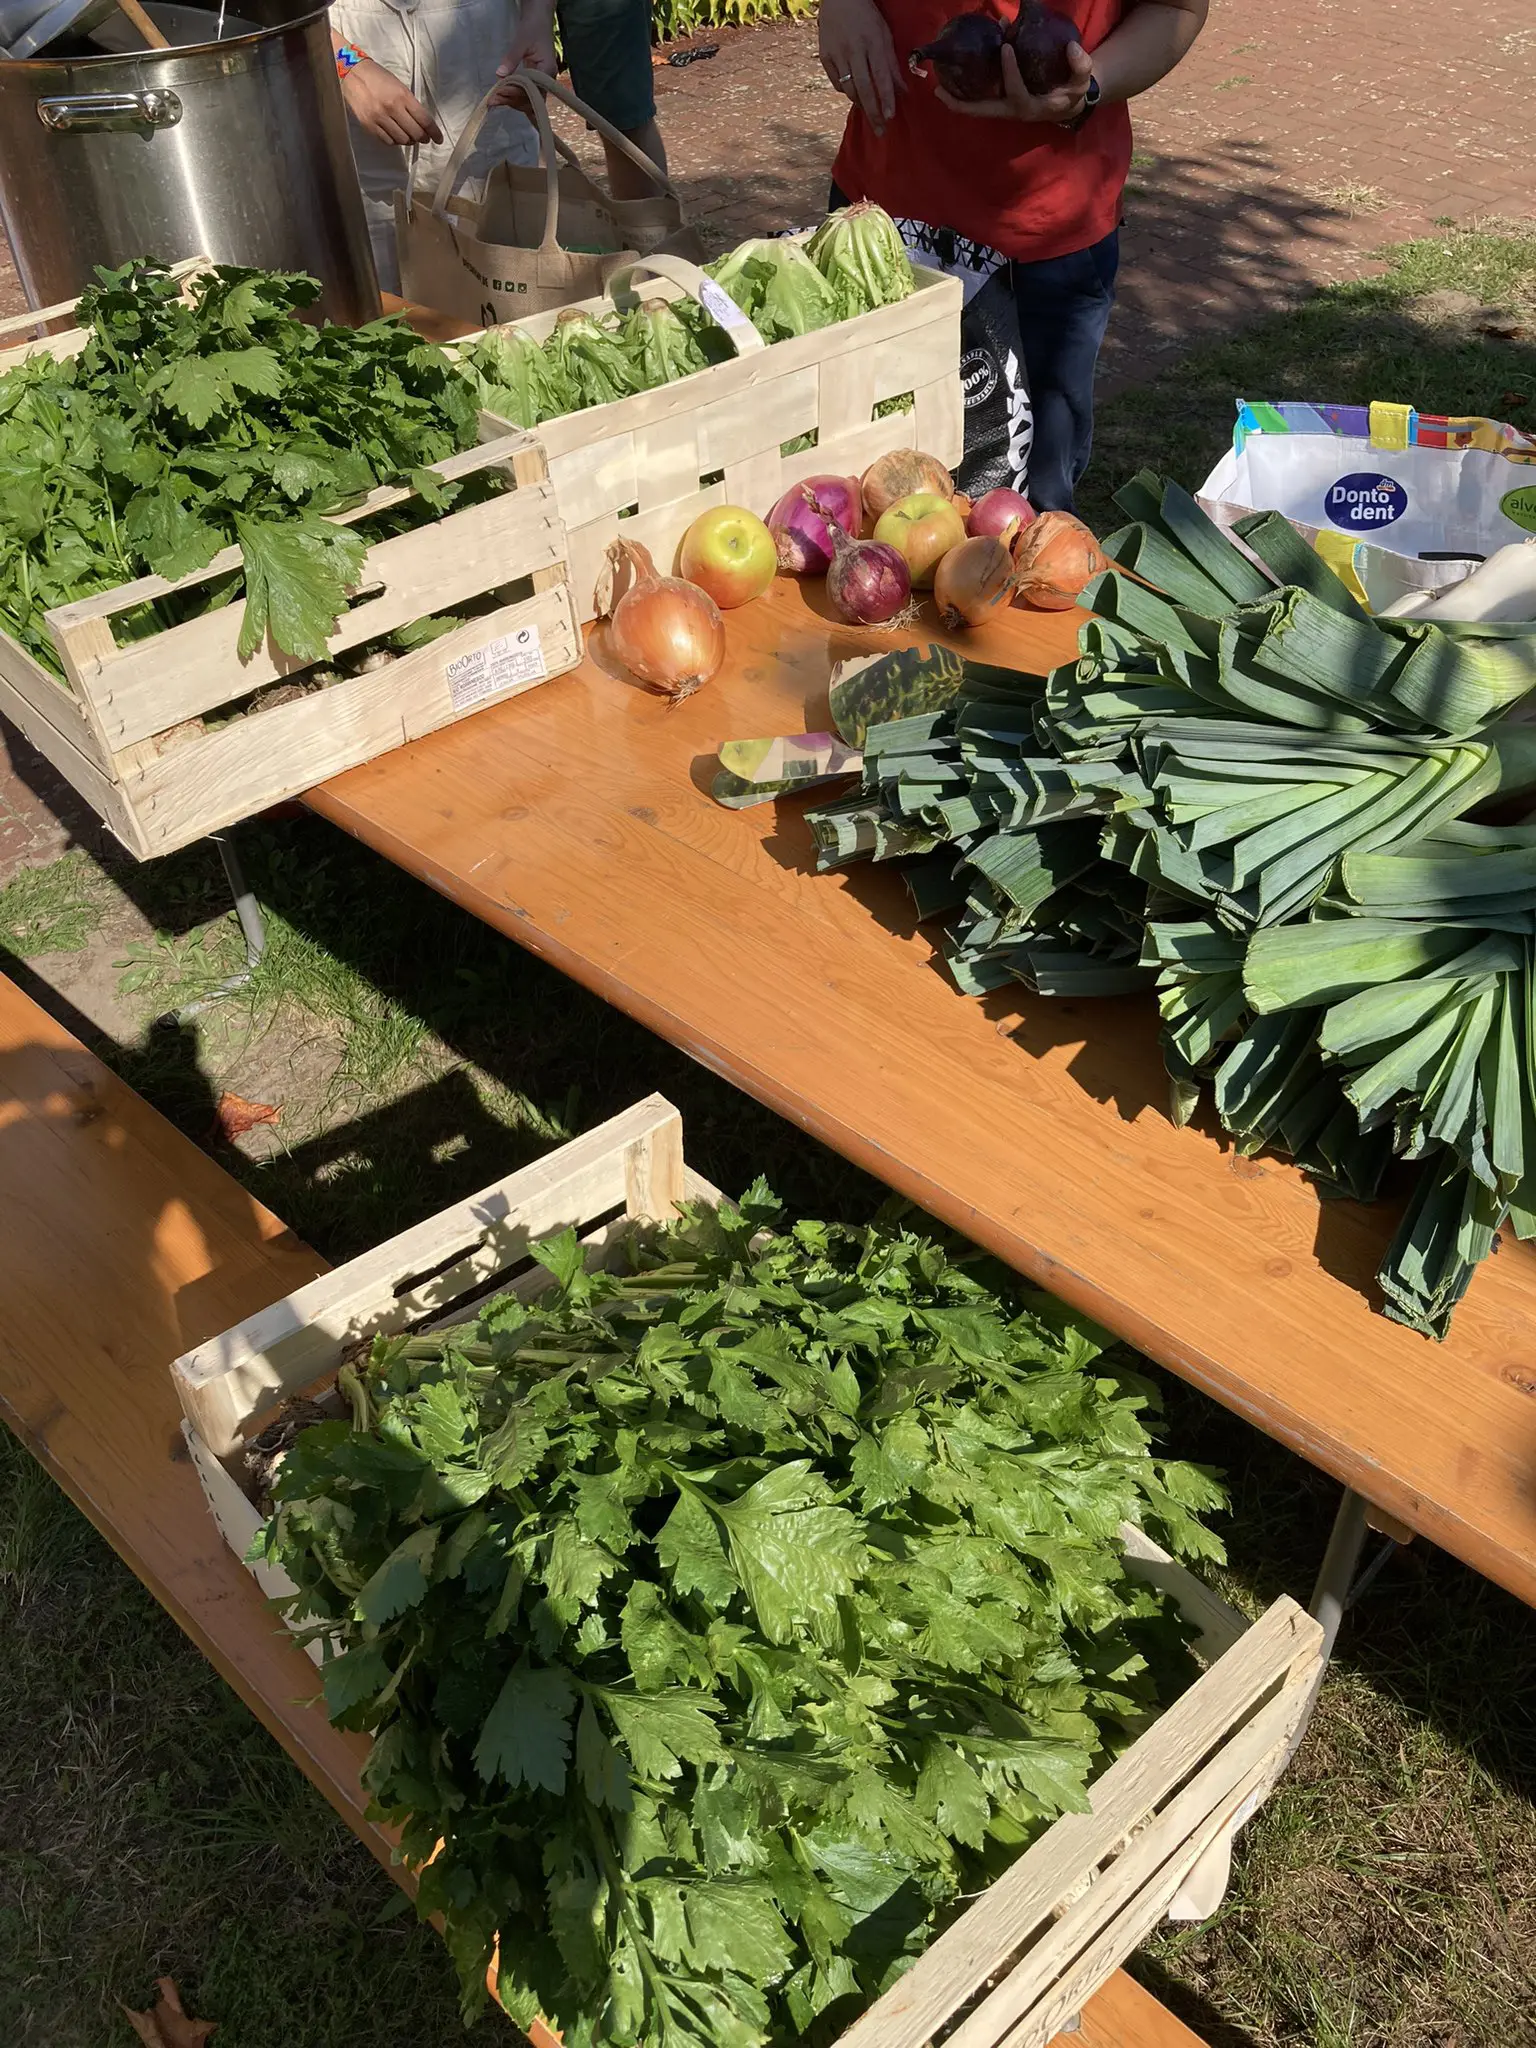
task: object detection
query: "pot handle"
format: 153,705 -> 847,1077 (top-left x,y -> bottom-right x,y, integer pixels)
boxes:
606,252 -> 766,358
37,89 -> 182,132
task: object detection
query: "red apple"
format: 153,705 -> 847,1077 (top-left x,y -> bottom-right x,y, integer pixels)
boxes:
679,505 -> 777,610
873,491 -> 968,589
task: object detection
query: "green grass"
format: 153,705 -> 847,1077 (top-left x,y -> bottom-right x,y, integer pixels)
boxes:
1082,226 -> 1536,537
4,228 -> 1536,2047
0,851 -> 108,957
0,1428 -> 506,2048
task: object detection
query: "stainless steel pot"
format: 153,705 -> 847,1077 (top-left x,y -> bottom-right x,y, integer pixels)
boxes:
0,0 -> 379,324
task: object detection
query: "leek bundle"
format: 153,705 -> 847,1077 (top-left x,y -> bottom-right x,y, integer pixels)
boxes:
792,471 -> 1536,1337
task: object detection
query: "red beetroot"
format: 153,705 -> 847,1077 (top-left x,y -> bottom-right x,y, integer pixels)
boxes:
909,11 -> 1006,99
1007,0 -> 1080,95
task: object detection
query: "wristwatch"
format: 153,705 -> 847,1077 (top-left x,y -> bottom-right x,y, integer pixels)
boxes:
1067,74 -> 1101,130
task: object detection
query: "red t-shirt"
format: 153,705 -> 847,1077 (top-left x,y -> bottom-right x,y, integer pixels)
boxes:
833,0 -> 1132,263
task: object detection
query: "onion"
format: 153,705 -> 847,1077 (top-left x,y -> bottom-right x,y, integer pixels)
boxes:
767,475 -> 862,576
1011,509 -> 1110,611
821,505 -> 913,626
934,535 -> 1016,628
968,487 -> 1036,541
594,538 -> 725,705
861,448 -> 954,521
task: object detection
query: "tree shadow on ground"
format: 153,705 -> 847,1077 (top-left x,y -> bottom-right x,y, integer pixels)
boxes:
1105,138 -> 1359,391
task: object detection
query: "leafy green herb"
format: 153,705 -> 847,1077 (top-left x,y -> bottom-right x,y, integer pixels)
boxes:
0,261 -> 484,674
259,1190 -> 1223,2045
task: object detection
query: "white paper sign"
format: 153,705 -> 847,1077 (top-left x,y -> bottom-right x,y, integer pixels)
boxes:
446,624 -> 546,711
697,277 -> 754,339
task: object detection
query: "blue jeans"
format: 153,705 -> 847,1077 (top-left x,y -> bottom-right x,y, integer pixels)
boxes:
1011,231 -> 1119,512
829,184 -> 1118,511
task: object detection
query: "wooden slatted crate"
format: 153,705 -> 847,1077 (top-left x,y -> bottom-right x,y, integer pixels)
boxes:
0,284 -> 581,859
459,250 -> 964,619
171,1096 -> 1322,2048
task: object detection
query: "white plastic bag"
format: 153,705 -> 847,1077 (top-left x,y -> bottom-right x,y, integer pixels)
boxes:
1199,399 -> 1536,608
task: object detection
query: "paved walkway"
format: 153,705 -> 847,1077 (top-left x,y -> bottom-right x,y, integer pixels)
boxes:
2,0 -> 1533,879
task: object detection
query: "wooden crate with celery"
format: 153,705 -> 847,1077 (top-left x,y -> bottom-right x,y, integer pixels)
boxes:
171,1095 -> 1321,2048
0,263 -> 580,859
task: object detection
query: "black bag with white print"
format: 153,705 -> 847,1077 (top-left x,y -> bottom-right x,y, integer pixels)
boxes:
892,219 -> 1032,500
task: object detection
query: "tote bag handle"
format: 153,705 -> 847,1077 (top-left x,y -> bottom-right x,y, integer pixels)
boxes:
429,75 -> 563,251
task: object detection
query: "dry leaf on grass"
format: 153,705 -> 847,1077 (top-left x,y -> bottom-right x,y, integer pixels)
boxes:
212,1091 -> 280,1143
121,1978 -> 215,2047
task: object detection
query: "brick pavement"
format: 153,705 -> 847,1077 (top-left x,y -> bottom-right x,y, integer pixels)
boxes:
1,0 -> 1532,878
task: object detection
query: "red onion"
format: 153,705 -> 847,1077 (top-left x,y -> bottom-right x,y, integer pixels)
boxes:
968,487 -> 1036,541
767,475 -> 863,577
822,508 -> 913,626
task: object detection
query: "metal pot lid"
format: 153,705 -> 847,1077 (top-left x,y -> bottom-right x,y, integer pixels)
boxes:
6,0 -> 122,57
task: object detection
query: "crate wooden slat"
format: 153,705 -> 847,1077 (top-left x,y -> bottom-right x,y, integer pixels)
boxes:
171,1096 -> 1321,2048
459,254 -> 963,619
0,279 -> 582,858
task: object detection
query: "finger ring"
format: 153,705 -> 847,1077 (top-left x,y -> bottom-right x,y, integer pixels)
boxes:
838,70 -> 853,83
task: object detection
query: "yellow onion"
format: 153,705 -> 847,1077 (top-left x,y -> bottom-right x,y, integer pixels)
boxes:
1011,510 -> 1109,611
934,534 -> 1017,628
595,538 -> 725,705
861,448 -> 955,522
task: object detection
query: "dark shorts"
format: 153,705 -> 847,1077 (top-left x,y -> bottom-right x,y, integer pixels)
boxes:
557,0 -> 656,134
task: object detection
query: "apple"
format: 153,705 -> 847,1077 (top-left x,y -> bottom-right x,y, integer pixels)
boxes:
873,491 -> 968,589
679,505 -> 777,610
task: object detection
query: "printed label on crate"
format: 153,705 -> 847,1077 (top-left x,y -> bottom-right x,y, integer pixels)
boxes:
1501,485 -> 1536,533
446,625 -> 546,710
697,278 -> 756,339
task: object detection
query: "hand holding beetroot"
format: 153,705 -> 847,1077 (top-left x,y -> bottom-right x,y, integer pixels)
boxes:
913,4 -> 1094,124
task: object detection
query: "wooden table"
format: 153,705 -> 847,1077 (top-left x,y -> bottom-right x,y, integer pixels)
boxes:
0,971 -> 1199,2048
309,579 -> 1536,1608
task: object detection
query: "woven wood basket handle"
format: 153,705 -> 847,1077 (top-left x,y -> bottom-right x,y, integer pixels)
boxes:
605,252 -> 766,358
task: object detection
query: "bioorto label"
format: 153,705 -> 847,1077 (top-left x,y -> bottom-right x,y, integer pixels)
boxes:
1500,484 -> 1536,533
1324,471 -> 1408,530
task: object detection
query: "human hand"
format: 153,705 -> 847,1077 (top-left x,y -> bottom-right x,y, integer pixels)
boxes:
341,55 -> 443,145
492,4 -> 558,109
818,0 -> 904,136
937,38 -> 1093,123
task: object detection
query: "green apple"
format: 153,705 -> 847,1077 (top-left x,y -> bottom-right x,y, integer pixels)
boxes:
873,492 -> 968,588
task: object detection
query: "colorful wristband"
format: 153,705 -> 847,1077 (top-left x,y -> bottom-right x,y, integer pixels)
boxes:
335,41 -> 364,77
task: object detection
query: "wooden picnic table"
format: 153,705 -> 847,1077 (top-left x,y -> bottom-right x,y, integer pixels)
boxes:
308,577 -> 1536,1610
0,971 -> 1202,2048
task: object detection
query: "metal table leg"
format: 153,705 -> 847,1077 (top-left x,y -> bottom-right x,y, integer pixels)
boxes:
1274,1485 -> 1374,1772
155,832 -> 268,1029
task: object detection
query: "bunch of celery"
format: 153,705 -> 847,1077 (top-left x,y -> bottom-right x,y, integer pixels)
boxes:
802,472 -> 1536,1336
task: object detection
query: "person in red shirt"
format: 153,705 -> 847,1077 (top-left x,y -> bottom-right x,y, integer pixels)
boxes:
820,0 -> 1207,509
